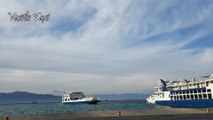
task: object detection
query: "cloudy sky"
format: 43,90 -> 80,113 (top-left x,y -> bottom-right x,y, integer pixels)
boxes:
0,0 -> 213,94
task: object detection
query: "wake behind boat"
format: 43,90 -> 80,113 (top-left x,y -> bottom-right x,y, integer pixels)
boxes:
147,74 -> 213,107
62,91 -> 100,104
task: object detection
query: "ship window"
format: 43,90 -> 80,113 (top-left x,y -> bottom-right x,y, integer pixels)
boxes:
177,96 -> 179,100
195,94 -> 198,99
198,90 -> 201,93
190,91 -> 193,93
199,94 -> 202,99
187,91 -> 189,94
180,95 -> 183,100
187,95 -> 190,99
208,94 -> 212,99
207,89 -> 211,92
203,90 -> 206,92
174,96 -> 177,100
203,94 -> 207,99
194,91 -> 197,93
190,95 -> 194,100
183,95 -> 186,100
207,82 -> 209,86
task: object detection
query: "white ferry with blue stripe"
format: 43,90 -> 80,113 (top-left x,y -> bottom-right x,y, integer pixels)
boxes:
147,74 -> 213,107
62,91 -> 100,104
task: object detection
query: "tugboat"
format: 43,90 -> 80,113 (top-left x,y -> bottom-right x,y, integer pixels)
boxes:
62,91 -> 100,104
147,74 -> 213,107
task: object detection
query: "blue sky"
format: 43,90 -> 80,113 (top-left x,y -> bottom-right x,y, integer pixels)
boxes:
0,0 -> 213,94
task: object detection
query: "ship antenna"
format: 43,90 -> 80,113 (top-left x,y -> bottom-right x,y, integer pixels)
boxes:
193,78 -> 195,82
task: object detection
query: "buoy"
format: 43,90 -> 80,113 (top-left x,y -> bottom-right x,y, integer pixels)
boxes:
4,116 -> 9,120
117,111 -> 121,116
206,108 -> 210,113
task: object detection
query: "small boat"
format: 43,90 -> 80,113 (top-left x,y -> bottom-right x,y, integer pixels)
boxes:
62,91 -> 100,104
147,74 -> 213,107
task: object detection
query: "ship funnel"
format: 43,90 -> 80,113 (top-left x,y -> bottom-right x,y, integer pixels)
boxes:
160,79 -> 167,86
160,79 -> 168,91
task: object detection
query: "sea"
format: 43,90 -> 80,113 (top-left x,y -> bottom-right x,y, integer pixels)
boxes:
0,100 -> 157,116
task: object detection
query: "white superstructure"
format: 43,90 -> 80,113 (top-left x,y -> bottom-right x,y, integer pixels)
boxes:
147,74 -> 213,107
62,91 -> 100,104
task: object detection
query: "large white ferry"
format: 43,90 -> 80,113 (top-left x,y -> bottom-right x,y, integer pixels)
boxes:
147,74 -> 213,107
62,91 -> 100,104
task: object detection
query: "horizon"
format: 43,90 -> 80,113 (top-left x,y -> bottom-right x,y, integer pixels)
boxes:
0,0 -> 213,94
0,90 -> 151,96
0,91 -> 150,101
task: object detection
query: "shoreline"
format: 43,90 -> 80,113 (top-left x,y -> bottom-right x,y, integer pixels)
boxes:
2,107 -> 213,120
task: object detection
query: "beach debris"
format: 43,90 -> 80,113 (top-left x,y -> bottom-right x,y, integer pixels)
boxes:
206,108 -> 210,113
117,111 -> 122,116
4,116 -> 9,120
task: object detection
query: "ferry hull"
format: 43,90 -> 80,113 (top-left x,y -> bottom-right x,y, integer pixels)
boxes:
63,101 -> 95,104
156,99 -> 213,107
63,99 -> 100,105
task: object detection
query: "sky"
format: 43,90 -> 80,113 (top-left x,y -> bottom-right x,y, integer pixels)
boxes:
0,0 -> 213,94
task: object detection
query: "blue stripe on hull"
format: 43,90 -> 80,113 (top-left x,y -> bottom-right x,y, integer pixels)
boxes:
63,101 -> 91,105
156,99 -> 213,107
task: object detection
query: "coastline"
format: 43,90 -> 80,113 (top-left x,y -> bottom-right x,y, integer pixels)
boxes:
3,107 -> 213,120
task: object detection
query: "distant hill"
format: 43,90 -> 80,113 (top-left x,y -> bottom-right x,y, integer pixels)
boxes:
0,91 -> 149,104
0,91 -> 61,104
92,93 -> 149,100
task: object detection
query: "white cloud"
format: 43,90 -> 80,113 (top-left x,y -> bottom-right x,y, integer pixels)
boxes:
0,68 -> 160,94
0,0 -> 213,94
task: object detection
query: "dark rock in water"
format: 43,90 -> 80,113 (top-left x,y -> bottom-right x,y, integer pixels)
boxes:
31,101 -> 38,104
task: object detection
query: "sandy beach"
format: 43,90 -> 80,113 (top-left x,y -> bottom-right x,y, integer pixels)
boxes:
2,107 -> 213,120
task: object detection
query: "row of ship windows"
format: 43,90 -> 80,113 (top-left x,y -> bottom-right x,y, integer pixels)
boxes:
171,93 -> 212,100
169,80 -> 213,89
170,89 -> 212,100
63,98 -> 80,101
171,89 -> 211,95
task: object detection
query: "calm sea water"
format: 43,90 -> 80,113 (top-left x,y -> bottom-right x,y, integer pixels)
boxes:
0,100 -> 157,116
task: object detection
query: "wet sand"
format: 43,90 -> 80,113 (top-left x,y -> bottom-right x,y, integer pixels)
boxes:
2,107 -> 213,120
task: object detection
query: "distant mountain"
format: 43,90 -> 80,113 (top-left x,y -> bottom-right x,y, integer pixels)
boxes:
0,91 -> 61,104
92,93 -> 149,100
0,91 -> 149,104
